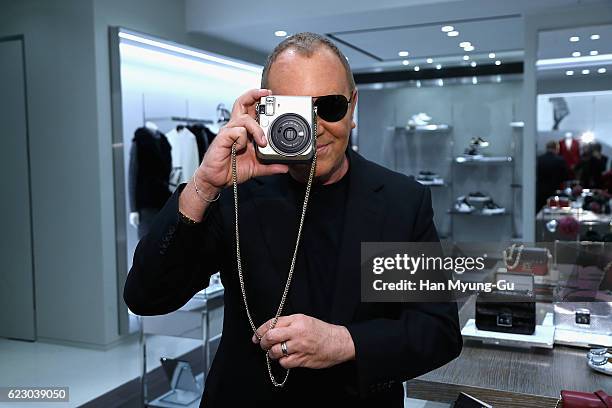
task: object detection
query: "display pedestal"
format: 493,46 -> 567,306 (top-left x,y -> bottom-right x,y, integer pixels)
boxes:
461,313 -> 555,349
147,373 -> 204,408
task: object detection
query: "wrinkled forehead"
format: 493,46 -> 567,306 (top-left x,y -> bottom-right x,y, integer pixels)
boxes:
266,47 -> 352,97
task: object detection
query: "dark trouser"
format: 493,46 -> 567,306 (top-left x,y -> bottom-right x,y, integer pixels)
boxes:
137,207 -> 160,239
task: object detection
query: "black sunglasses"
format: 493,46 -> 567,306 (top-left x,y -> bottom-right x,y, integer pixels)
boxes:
313,93 -> 354,122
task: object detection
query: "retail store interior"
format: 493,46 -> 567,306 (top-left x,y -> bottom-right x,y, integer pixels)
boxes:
1,0 -> 611,407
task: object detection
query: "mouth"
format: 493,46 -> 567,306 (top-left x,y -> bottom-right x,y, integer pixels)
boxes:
316,142 -> 331,153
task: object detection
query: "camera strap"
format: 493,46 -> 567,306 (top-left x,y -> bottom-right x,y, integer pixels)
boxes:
231,141 -> 317,387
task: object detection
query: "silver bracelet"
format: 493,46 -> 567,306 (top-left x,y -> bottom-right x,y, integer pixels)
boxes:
192,173 -> 220,203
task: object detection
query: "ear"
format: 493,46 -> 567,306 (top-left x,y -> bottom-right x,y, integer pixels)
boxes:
350,89 -> 358,129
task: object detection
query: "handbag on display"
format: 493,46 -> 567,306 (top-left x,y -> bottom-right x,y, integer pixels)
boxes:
553,241 -> 612,346
503,244 -> 552,276
475,273 -> 536,335
556,389 -> 612,408
553,302 -> 612,341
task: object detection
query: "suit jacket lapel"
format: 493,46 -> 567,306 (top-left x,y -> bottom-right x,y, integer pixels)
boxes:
330,150 -> 386,324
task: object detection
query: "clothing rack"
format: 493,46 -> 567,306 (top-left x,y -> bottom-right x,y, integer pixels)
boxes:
144,116 -> 214,125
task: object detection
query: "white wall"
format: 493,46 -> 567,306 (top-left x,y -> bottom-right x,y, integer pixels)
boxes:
537,91 -> 612,161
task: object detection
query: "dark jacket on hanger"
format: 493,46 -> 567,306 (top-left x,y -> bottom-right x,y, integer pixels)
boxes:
123,149 -> 462,408
128,127 -> 172,212
188,124 -> 217,163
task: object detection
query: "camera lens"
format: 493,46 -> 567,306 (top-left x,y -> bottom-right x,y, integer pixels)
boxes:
283,128 -> 297,141
269,113 -> 311,155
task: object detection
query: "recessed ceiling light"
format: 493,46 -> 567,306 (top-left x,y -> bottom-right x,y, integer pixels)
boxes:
463,55 -> 470,61
472,76 -> 478,84
398,51 -> 409,57
459,41 -> 471,48
414,66 -> 420,71
570,36 -> 580,42
464,45 -> 475,51
591,34 -> 600,40
447,31 -> 459,37
402,60 -> 410,65
441,25 -> 454,32
582,69 -> 590,74
598,67 -> 607,73
572,51 -> 581,57
426,57 -> 433,63
488,52 -> 496,59
470,61 -> 477,67
436,64 -> 442,70
566,70 -> 574,76
495,60 -> 501,66
274,30 -> 287,37
590,50 -> 599,56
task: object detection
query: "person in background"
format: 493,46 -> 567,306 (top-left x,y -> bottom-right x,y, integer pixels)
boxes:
537,140 -> 569,213
591,142 -> 609,180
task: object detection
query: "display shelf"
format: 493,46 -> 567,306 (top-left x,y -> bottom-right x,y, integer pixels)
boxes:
392,124 -> 452,132
416,180 -> 448,187
454,156 -> 513,164
448,210 -> 511,217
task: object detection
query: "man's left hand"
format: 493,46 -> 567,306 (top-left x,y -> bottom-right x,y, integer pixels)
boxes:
253,314 -> 355,369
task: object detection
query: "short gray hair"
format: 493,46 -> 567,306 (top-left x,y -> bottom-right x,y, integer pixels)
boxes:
261,32 -> 356,92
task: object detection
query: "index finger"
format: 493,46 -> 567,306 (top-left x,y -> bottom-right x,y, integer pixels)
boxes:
252,316 -> 292,344
232,88 -> 271,116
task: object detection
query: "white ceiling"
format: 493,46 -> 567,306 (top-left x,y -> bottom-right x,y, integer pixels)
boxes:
537,24 -> 612,80
186,0 -> 607,72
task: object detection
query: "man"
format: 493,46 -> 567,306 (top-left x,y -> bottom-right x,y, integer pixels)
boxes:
537,140 -> 569,212
124,32 -> 462,407
592,142 -> 609,186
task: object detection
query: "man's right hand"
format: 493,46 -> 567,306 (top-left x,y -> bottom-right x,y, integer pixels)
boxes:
179,89 -> 289,222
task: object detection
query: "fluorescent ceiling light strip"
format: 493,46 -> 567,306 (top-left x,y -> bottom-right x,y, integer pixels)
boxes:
536,53 -> 612,68
118,31 -> 262,73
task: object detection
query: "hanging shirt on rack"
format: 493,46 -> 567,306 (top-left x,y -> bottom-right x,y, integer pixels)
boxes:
166,127 -> 200,190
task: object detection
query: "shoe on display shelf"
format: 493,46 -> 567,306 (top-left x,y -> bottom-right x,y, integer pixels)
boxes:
454,196 -> 475,213
467,192 -> 491,202
462,136 -> 490,159
407,112 -> 432,127
416,171 -> 444,185
481,200 -> 506,215
471,136 -> 490,148
416,170 -> 438,181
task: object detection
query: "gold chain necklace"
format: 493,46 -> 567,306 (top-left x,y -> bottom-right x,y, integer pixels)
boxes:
231,142 -> 317,387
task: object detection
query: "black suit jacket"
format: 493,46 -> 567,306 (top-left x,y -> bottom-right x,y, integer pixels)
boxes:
124,149 -> 462,407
